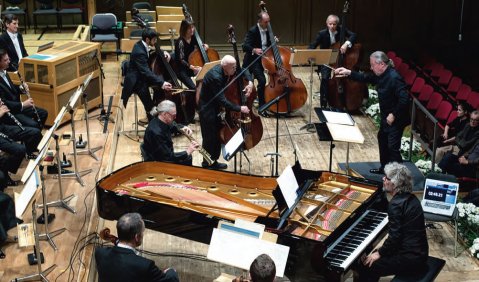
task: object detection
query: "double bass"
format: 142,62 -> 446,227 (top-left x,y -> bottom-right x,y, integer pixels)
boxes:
182,4 -> 220,67
220,25 -> 263,150
133,13 -> 195,124
259,1 -> 307,114
328,0 -> 367,112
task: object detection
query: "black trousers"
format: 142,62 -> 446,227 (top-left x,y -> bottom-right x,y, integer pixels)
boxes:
199,113 -> 221,162
354,254 -> 427,282
1,124 -> 41,155
438,153 -> 477,178
15,106 -> 48,129
318,66 -> 331,108
248,61 -> 266,107
378,123 -> 405,169
0,137 -> 26,174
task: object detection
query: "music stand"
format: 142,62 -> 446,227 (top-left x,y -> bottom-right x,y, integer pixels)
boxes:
156,20 -> 181,50
314,107 -> 364,174
77,72 -> 102,161
195,60 -> 221,81
13,200 -> 57,282
289,49 -> 332,132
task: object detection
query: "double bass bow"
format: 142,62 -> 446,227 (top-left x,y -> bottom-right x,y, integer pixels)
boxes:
259,1 -> 307,114
328,0 -> 367,112
220,25 -> 263,150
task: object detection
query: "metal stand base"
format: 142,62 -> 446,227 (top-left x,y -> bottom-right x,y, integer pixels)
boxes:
13,264 -> 57,282
118,94 -> 144,141
300,123 -> 316,132
38,194 -> 76,214
58,169 -> 92,186
38,228 -> 66,250
76,146 -> 102,161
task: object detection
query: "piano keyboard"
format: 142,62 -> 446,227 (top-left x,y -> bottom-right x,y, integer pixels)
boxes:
324,209 -> 388,271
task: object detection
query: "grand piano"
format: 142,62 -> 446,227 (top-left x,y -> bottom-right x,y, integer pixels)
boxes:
96,161 -> 389,281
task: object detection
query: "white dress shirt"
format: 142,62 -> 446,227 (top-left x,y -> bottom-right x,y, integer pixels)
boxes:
7,31 -> 23,61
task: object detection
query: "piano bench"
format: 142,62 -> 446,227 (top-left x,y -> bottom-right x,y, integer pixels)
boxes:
391,256 -> 445,282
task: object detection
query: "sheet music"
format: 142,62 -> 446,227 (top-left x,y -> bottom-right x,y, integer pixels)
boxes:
322,110 -> 355,126
16,170 -> 39,218
208,228 -> 289,277
222,130 -> 244,161
326,123 -> 365,144
277,165 -> 299,208
234,219 -> 265,239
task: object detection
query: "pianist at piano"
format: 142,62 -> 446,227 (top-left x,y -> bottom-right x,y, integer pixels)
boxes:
95,212 -> 179,282
354,162 -> 428,282
143,100 -> 199,165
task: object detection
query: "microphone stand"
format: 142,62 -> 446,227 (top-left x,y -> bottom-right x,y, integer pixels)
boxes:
89,49 -> 114,124
259,88 -> 290,176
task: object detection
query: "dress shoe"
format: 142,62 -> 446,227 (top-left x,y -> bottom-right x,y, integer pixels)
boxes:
26,153 -> 38,160
369,168 -> 384,174
202,161 -> 227,170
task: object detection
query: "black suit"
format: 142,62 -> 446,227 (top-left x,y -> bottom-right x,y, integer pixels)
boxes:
242,24 -> 270,107
95,246 -> 179,282
121,40 -> 166,120
0,189 -> 17,244
308,27 -> 357,108
0,133 -> 26,179
143,118 -> 191,165
349,67 -> 410,170
199,64 -> 247,163
355,192 -> 428,281
0,32 -> 28,71
0,71 -> 48,129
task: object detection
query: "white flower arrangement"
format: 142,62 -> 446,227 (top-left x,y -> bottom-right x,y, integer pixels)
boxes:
400,136 -> 422,156
365,103 -> 380,118
368,88 -> 378,100
457,202 -> 479,260
414,159 -> 442,174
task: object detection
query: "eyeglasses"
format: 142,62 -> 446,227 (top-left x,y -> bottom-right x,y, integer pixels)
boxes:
470,118 -> 479,122
166,112 -> 177,118
384,176 -> 391,181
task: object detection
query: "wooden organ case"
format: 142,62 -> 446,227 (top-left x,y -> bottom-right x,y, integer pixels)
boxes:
16,41 -> 102,126
96,162 -> 388,281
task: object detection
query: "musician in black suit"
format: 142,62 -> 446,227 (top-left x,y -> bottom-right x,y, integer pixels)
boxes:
0,49 -> 48,129
95,212 -> 179,282
198,55 -> 252,170
0,14 -> 28,71
242,12 -> 271,113
121,29 -> 172,123
309,14 -> 356,108
0,101 -> 42,161
143,100 -> 199,165
335,51 -> 410,174
354,162 -> 428,282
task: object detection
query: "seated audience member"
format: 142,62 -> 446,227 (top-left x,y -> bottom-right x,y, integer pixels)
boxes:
435,101 -> 470,163
95,212 -> 179,282
354,162 -> 428,282
439,141 -> 479,178
454,110 -> 479,156
233,254 -> 276,282
142,100 -> 199,165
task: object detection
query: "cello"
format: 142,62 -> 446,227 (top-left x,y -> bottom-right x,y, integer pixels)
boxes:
328,0 -> 367,112
220,25 -> 263,150
259,1 -> 308,114
182,4 -> 220,67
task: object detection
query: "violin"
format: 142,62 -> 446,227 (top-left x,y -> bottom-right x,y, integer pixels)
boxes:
259,1 -> 307,114
99,227 -> 119,246
220,25 -> 263,150
328,0 -> 367,112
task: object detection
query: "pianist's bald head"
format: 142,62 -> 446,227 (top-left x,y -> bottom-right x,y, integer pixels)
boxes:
250,254 -> 276,282
116,212 -> 145,245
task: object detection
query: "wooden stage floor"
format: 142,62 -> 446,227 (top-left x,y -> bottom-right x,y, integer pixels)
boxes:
0,52 -> 478,282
